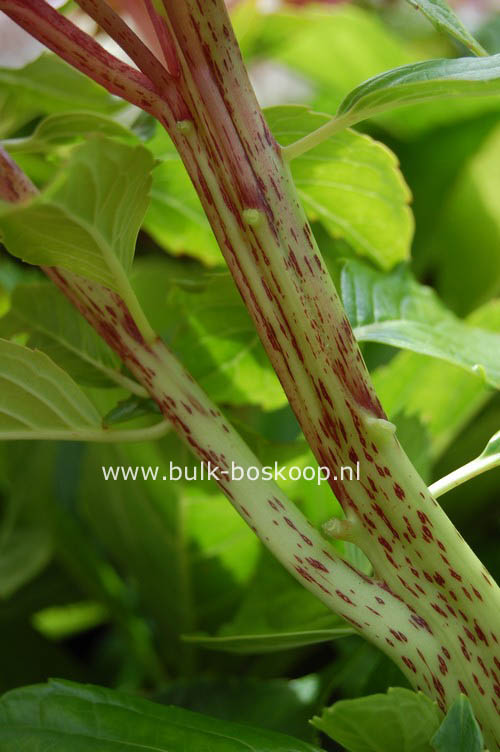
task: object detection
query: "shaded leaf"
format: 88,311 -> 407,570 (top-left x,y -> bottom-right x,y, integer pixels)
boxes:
156,675 -> 321,742
0,527 -> 52,599
428,122 -> 500,315
372,301 -> 500,459
311,687 -> 442,752
403,0 -> 487,56
0,679 -> 322,751
0,339 -> 101,440
79,437 -> 260,670
189,549 -> 352,655
0,282 -> 122,388
431,695 -> 483,752
342,260 -> 500,388
183,626 -> 353,654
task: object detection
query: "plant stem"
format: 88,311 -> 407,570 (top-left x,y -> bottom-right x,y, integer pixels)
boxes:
45,266 -> 441,667
1,421 -> 170,444
282,113 -> 355,161
430,454 -> 500,499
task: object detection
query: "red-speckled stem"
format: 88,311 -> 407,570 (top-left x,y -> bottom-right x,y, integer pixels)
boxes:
1,0 -> 499,742
0,0 -> 161,113
0,143 -> 431,688
147,7 -> 500,742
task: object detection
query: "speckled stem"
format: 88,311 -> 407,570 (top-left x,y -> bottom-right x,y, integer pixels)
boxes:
1,1 -> 499,743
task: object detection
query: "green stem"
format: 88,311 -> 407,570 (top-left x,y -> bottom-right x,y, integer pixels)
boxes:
430,454 -> 500,499
1,420 -> 170,444
282,113 -> 355,161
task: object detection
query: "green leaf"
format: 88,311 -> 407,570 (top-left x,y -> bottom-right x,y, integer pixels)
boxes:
164,274 -> 286,409
32,601 -> 109,641
0,282 -> 122,388
266,106 -> 412,270
188,549 -> 352,655
103,395 -> 161,425
431,695 -> 483,752
480,428 -> 500,460
144,127 -> 223,267
427,122 -> 500,315
342,259 -> 500,388
403,0 -> 487,56
131,260 -> 286,410
3,111 -> 135,154
0,678 -> 322,751
0,138 -> 154,293
0,339 -> 101,440
311,687 -> 442,752
242,5 -> 500,138
372,301 -> 500,459
78,436 -> 260,670
157,675 -> 321,742
0,527 -> 52,599
0,54 -> 123,116
265,6 -> 413,118
183,627 -> 353,654
337,54 -> 500,125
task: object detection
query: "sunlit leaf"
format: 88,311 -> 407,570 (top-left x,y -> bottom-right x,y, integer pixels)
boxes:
0,138 -> 154,292
144,127 -> 223,267
3,111 -> 134,154
266,105 -> 412,270
337,54 -> 500,126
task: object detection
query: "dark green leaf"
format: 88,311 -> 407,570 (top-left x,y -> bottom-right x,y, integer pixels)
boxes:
342,260 -> 500,388
78,437 -> 260,670
103,395 -> 161,426
403,0 -> 487,56
187,550 -> 352,655
0,527 -> 52,599
0,339 -> 101,440
157,675 -> 321,741
338,55 -> 500,124
0,282 -> 122,388
311,687 -> 442,752
431,695 -> 483,752
184,627 -> 352,654
0,679 -> 322,751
